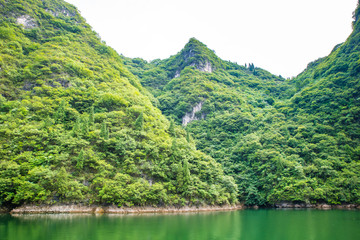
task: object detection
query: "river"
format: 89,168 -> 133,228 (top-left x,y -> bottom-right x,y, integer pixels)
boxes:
1,209 -> 359,240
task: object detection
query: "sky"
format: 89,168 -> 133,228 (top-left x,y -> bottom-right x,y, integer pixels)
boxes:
65,0 -> 358,78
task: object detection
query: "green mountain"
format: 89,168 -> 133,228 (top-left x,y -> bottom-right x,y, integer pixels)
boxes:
0,0 -> 238,208
123,38 -> 286,119
1,0 -> 359,209
123,3 -> 360,206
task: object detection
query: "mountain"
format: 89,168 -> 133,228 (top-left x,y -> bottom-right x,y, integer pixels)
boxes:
123,38 -> 286,121
1,0 -> 359,209
0,0 -> 238,208
123,3 -> 360,206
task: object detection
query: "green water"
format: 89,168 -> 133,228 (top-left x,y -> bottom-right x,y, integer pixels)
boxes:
1,209 -> 359,240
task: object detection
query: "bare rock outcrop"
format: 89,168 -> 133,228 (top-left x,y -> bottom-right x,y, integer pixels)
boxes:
16,15 -> 37,29
9,204 -> 243,214
182,102 -> 205,126
45,8 -> 76,18
191,60 -> 213,73
274,202 -> 359,209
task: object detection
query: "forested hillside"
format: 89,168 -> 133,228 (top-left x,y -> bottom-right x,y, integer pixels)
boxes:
1,0 -> 359,209
124,3 -> 360,206
0,0 -> 238,208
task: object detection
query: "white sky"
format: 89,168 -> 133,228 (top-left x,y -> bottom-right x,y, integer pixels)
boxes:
65,0 -> 358,78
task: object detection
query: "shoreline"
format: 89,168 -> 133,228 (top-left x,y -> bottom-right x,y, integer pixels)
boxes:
2,203 -> 359,214
272,203 -> 360,210
7,204 -> 244,214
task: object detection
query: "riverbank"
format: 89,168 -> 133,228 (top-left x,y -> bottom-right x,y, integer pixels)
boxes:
0,207 -> 10,213
273,202 -> 360,209
3,203 -> 360,214
7,204 -> 244,214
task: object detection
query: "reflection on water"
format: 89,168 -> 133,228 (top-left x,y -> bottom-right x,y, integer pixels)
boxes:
10,213 -> 94,220
1,209 -> 359,240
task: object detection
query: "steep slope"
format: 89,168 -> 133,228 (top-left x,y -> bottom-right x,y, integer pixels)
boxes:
228,6 -> 360,205
123,38 -> 286,120
262,2 -> 360,204
124,6 -> 360,206
0,0 -> 237,208
123,38 -> 292,205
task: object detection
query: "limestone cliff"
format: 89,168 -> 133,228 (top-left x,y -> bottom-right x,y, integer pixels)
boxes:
182,102 -> 205,126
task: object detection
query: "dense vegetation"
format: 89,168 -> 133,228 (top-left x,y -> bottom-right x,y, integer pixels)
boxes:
1,0 -> 359,208
123,3 -> 360,206
0,0 -> 238,208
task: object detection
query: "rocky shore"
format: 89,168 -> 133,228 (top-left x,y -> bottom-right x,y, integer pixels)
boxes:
8,204 -> 244,214
273,203 -> 359,209
3,203 -> 360,214
0,207 -> 10,213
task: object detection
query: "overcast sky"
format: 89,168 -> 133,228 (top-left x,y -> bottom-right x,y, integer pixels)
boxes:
65,0 -> 358,78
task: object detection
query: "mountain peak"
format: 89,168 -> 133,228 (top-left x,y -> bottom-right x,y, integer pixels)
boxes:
170,38 -> 223,75
184,37 -> 208,50
187,37 -> 203,45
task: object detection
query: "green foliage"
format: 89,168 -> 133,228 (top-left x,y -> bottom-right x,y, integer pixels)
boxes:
54,99 -> 66,124
0,0 -> 236,207
89,105 -> 94,126
76,149 -> 85,169
100,120 -> 109,140
168,119 -> 175,137
134,112 -> 144,131
123,10 -> 360,206
3,0 -> 359,208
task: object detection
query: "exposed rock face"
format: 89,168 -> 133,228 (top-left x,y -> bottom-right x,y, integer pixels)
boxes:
173,60 -> 212,78
191,60 -> 213,73
275,203 -> 315,208
16,15 -> 37,29
45,8 -> 76,18
180,40 -> 214,74
174,70 -> 180,78
274,202 -> 359,209
7,203 -> 360,214
148,179 -> 153,186
9,204 -> 243,214
182,102 -> 205,126
10,204 -> 95,214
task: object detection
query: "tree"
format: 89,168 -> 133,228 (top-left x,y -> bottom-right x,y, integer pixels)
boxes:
43,116 -> 53,129
89,106 -> 95,127
100,120 -> 109,140
54,99 -> 66,124
134,112 -> 144,131
76,149 -> 84,169
186,131 -> 191,142
72,115 -> 81,138
182,158 -> 191,189
81,116 -> 89,135
169,119 -> 175,137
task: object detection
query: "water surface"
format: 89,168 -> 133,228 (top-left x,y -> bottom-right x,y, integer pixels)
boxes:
1,209 -> 359,240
